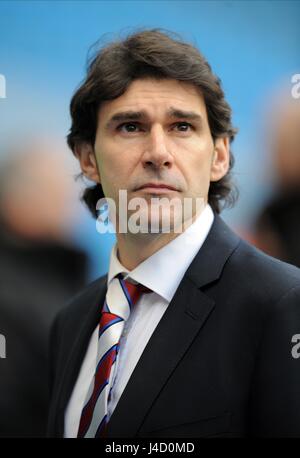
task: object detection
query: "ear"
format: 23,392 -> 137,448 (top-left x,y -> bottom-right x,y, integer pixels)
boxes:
210,137 -> 230,182
75,143 -> 101,183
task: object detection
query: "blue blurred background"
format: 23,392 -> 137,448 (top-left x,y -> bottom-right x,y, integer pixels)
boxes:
1,0 -> 300,280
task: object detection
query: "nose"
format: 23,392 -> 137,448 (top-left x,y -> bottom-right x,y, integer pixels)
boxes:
141,124 -> 174,169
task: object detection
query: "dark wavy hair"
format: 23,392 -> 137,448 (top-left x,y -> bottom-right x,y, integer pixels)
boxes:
67,29 -> 238,217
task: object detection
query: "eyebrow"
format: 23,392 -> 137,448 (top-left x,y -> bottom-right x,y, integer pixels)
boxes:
104,107 -> 203,129
167,108 -> 203,122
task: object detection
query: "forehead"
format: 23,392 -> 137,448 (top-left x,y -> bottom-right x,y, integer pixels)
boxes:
98,78 -> 207,122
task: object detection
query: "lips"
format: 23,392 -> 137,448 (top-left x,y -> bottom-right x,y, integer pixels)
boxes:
137,183 -> 178,191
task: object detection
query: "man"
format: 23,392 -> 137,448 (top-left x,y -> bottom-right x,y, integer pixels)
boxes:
48,29 -> 300,438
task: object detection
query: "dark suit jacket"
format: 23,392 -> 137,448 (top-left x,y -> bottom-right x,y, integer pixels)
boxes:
47,215 -> 300,438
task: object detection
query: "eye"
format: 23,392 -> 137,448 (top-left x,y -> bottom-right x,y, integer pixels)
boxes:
117,122 -> 142,133
173,122 -> 193,132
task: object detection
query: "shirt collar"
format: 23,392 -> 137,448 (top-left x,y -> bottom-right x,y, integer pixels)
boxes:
107,204 -> 214,302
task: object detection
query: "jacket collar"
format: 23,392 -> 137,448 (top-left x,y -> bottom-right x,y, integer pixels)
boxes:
185,214 -> 240,288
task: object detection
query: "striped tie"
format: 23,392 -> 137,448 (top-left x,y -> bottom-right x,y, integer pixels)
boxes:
77,274 -> 151,438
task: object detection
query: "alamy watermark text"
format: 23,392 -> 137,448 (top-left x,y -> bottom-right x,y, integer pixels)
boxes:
0,334 -> 6,359
0,74 -> 6,99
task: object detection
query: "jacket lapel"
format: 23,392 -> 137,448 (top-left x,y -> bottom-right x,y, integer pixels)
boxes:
107,215 -> 240,437
107,277 -> 215,437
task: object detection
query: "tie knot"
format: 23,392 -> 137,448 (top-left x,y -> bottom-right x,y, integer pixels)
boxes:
103,275 -> 152,319
121,277 -> 152,306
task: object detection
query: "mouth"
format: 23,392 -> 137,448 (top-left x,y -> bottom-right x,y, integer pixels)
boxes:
135,183 -> 179,193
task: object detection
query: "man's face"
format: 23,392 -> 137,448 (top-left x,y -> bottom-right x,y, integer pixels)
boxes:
84,78 -> 229,230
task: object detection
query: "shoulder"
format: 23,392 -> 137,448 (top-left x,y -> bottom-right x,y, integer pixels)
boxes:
232,237 -> 300,289
205,214 -> 300,315
223,236 -> 300,318
201,214 -> 300,302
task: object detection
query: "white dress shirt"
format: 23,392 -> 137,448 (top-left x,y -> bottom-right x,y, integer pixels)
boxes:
64,204 -> 214,437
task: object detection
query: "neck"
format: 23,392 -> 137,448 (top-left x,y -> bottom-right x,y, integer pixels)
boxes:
115,211 -> 202,271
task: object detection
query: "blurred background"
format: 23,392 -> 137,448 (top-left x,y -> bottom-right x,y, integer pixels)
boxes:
0,0 -> 299,437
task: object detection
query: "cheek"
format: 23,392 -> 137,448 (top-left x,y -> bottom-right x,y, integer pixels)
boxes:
178,155 -> 213,199
180,141 -> 214,177
99,140 -> 140,176
97,152 -> 132,197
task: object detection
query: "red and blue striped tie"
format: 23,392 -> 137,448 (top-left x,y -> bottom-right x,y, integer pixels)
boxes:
77,275 -> 151,438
